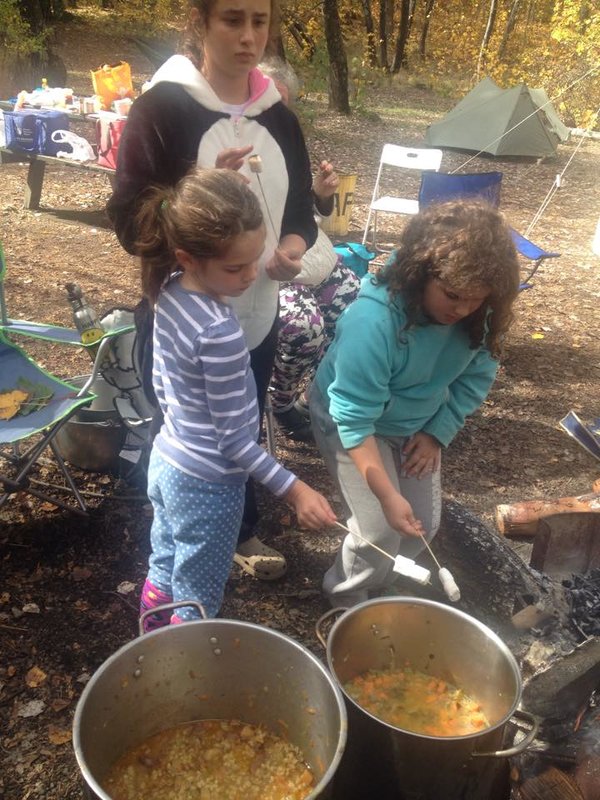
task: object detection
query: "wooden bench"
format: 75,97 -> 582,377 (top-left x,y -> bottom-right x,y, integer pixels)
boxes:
0,147 -> 115,210
0,101 -> 116,210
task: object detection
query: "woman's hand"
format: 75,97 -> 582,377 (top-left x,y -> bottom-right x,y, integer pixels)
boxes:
215,145 -> 254,174
266,234 -> 306,281
381,491 -> 425,537
402,432 -> 441,479
285,480 -> 337,529
313,160 -> 339,201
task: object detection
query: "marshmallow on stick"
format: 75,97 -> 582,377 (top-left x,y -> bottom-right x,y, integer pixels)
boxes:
248,154 -> 263,173
248,153 -> 278,239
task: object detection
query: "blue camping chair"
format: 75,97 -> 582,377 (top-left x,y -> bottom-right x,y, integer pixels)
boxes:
0,241 -> 137,514
0,332 -> 100,515
418,171 -> 561,290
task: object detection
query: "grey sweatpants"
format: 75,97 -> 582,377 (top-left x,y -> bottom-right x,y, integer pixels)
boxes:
310,384 -> 442,607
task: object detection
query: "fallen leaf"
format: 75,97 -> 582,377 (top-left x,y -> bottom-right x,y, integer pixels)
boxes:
116,581 -> 136,595
50,698 -> 72,713
0,389 -> 29,420
72,567 -> 92,582
48,725 -> 72,746
22,603 -> 40,614
531,332 -> 545,340
18,699 -> 46,718
25,666 -> 47,688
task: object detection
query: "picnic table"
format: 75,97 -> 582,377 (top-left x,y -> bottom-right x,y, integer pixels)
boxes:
0,101 -> 115,210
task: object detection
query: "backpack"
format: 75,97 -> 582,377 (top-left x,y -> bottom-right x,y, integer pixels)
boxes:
99,304 -> 158,490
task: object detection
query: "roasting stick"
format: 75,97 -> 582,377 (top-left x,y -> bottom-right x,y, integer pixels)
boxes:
419,534 -> 461,603
334,521 -> 431,586
248,155 -> 279,241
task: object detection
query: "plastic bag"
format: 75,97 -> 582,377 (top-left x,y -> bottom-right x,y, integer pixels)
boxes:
51,130 -> 95,162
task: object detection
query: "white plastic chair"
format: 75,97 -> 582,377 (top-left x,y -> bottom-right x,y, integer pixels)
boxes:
362,144 -> 443,249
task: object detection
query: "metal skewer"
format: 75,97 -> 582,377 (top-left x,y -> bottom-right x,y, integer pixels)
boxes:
248,154 -> 279,242
334,520 -> 394,562
334,521 -> 431,585
418,533 -> 461,602
419,533 -> 442,570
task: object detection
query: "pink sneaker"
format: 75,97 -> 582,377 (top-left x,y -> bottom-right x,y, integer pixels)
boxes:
140,579 -> 172,633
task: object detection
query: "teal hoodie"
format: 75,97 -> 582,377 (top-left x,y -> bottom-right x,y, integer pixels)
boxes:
314,275 -> 498,449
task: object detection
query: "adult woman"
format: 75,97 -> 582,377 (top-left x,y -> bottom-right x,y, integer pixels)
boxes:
108,0 -> 317,580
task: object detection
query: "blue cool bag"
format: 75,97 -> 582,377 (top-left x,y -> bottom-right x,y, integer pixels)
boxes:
333,242 -> 377,279
4,109 -> 70,156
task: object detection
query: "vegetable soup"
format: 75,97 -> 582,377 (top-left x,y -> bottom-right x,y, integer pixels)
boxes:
103,718 -> 314,800
344,665 -> 489,737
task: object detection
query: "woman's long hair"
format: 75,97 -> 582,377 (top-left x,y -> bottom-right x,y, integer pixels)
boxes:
375,199 -> 520,357
135,167 -> 263,304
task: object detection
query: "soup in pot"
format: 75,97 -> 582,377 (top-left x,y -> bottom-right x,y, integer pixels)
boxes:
103,718 -> 314,800
344,665 -> 489,737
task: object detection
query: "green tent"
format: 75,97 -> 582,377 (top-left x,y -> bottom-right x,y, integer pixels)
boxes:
425,77 -> 570,158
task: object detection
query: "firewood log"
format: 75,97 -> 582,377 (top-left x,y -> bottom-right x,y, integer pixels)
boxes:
515,765 -> 583,800
495,493 -> 600,537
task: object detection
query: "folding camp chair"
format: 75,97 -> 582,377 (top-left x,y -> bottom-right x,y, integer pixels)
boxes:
0,332 -> 101,515
362,144 -> 443,250
0,241 -> 138,512
417,171 -> 561,290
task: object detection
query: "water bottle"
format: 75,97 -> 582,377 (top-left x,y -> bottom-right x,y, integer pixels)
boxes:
65,283 -> 105,359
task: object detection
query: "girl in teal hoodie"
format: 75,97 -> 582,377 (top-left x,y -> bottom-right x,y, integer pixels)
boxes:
311,200 -> 520,606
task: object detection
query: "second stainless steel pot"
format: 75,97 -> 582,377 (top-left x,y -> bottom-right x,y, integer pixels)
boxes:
317,597 -> 537,800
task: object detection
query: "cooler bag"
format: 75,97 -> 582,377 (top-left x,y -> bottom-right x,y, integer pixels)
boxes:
96,114 -> 127,170
4,109 -> 70,156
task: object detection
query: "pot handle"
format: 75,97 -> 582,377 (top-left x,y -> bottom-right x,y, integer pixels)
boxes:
472,709 -> 539,758
138,600 -> 207,637
315,607 -> 348,648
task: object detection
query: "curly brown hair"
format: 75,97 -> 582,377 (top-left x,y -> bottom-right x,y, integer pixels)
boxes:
136,167 -> 264,304
179,0 -> 281,69
375,199 -> 520,357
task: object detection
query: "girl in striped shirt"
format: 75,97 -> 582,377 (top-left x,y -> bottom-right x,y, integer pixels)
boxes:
135,168 -> 336,629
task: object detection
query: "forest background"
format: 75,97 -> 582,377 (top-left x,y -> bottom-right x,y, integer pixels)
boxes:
0,0 -> 598,129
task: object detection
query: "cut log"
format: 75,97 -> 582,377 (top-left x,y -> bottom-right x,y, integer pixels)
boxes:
495,493 -> 600,537
515,765 -> 583,800
432,502 -> 574,650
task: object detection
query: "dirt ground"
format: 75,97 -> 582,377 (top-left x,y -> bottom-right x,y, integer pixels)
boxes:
1,10 -> 600,800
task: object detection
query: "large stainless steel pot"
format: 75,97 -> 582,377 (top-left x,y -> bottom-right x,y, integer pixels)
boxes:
54,375 -> 125,473
316,598 -> 537,800
74,606 -> 347,800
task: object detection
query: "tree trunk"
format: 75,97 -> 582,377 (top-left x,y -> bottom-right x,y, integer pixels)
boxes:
360,0 -> 377,67
497,0 -> 522,61
391,0 -> 411,73
378,0 -> 393,70
285,19 -> 316,61
323,0 -> 350,114
419,0 -> 436,59
476,0 -> 498,78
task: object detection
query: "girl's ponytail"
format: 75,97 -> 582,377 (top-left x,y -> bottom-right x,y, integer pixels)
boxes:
135,185 -> 178,305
